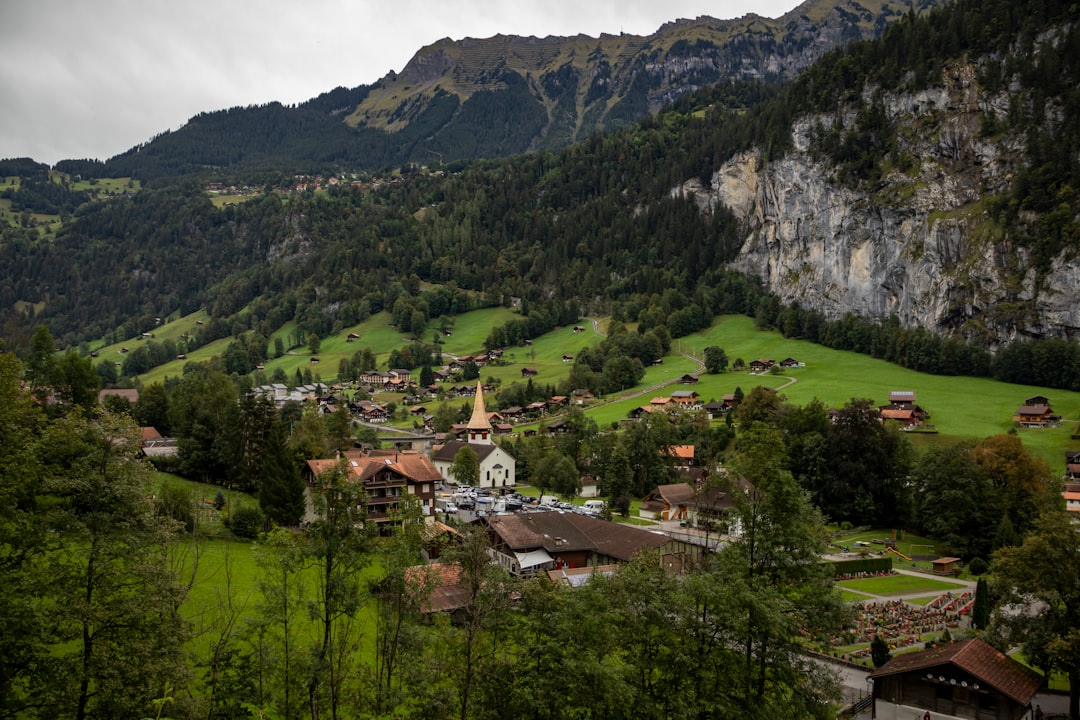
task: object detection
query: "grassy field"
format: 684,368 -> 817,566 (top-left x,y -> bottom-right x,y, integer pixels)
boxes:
836,574 -> 968,597
671,315 -> 1080,473
115,307 -> 1080,473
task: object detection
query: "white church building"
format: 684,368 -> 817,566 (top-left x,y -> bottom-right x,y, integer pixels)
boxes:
430,382 -> 517,489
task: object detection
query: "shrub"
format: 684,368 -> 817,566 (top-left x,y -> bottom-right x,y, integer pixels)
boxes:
228,505 -> 265,540
967,557 -> 989,576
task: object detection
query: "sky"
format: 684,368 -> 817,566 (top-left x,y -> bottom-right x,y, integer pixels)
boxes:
1,0 -> 802,165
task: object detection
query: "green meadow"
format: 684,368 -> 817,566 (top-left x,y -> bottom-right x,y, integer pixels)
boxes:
117,308 -> 1080,472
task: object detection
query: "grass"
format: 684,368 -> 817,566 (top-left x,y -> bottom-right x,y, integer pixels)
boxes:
112,306 -> 1080,476
673,315 -> 1080,473
837,574 -> 968,597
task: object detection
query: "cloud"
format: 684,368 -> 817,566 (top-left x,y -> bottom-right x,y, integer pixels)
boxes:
0,0 -> 800,164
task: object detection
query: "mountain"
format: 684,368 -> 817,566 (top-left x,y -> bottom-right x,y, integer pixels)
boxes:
90,0 -> 936,180
3,0 -> 1080,393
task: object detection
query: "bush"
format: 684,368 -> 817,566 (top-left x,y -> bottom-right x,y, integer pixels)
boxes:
156,482 -> 195,533
967,557 -> 989,576
228,505 -> 265,540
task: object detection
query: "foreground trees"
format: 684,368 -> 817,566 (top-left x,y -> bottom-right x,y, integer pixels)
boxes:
992,511 -> 1080,720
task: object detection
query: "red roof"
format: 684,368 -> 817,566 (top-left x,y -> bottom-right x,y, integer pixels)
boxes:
868,638 -> 1042,706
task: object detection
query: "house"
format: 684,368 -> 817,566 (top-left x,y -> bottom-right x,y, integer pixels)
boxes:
1066,451 -> 1080,481
702,401 -> 728,419
748,359 -> 774,373
639,483 -> 696,522
430,382 -> 516,490
880,406 -> 921,427
664,445 -> 695,469
1013,402 -> 1057,428
346,332 -> 360,342
868,638 -> 1041,720
303,450 -> 442,529
889,390 -> 917,406
520,367 -> 538,378
678,374 -> 699,384
670,390 -> 701,409
779,357 -> 801,368
562,354 -> 574,362
571,389 -> 595,405
481,511 -> 696,577
1064,482 -> 1080,513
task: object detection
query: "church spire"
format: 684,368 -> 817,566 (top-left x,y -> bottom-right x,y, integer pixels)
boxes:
467,381 -> 492,444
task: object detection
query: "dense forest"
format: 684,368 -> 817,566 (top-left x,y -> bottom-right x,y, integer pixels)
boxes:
2,0 -> 1080,386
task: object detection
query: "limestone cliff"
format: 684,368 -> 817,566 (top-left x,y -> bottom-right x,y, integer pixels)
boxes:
682,56 -> 1080,344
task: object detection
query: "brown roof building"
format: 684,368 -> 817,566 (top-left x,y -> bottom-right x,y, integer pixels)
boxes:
868,638 -> 1041,720
482,512 -> 696,576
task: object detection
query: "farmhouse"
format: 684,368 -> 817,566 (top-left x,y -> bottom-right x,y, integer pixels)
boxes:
430,382 -> 516,490
1013,396 -> 1057,427
868,638 -> 1041,720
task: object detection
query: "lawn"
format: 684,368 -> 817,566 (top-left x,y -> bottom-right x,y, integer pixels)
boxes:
837,574 -> 969,597
675,315 -> 1080,473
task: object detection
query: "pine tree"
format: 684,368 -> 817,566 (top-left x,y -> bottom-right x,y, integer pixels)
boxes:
259,420 -> 306,527
972,577 -> 990,631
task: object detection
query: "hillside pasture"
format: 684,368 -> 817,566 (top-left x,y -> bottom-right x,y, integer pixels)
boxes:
672,315 -> 1080,472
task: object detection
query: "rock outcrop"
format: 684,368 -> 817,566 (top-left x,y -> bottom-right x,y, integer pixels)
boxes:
682,56 -> 1080,344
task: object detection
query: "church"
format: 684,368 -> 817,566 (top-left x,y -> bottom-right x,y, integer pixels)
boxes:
430,382 -> 517,489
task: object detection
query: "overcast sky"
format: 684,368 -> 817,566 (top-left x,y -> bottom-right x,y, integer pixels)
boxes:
1,0 -> 802,165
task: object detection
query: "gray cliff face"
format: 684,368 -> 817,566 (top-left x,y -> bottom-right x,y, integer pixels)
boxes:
682,60 -> 1080,344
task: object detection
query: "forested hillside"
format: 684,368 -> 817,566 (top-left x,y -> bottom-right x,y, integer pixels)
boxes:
3,0 -> 1080,391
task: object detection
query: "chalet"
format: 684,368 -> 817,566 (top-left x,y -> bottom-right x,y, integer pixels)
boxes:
640,482 -> 696,522
1013,401 -> 1057,428
303,450 -> 442,529
573,325 -> 585,333
665,445 -> 695,469
670,390 -> 701,409
346,332 -> 360,342
1064,482 -> 1080,513
868,638 -> 1041,720
1066,451 -> 1080,481
571,389 -> 595,404
748,358 -> 774,373
880,406 -> 921,427
702,401 -> 728,419
1025,395 -> 1050,407
889,390 -> 917,406
650,396 -> 673,408
310,357 -> 320,364
481,512 -> 696,577
409,405 -> 427,417
520,367 -> 539,378
544,419 -> 570,435
779,357 -> 801,368
430,383 -> 516,490
548,396 -> 569,408
562,354 -> 574,362
678,373 -> 700,384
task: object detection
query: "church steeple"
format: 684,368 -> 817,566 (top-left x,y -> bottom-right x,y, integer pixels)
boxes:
467,381 -> 492,444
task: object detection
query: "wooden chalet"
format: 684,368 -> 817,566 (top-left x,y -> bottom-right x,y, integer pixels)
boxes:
749,358 -> 774,373
868,638 -> 1041,720
1013,400 -> 1057,428
303,450 -> 442,530
571,388 -> 595,404
889,390 -> 917,406
520,367 -> 539,377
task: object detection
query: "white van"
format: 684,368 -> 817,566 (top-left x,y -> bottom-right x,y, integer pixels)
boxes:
540,495 -> 559,506
582,500 -> 606,514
